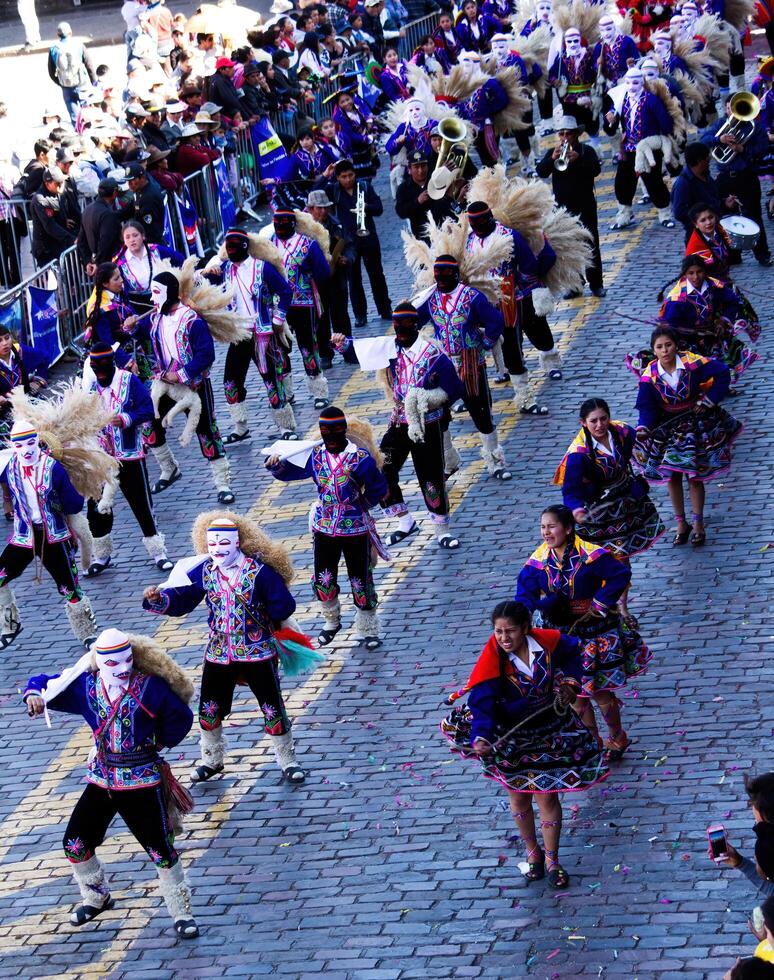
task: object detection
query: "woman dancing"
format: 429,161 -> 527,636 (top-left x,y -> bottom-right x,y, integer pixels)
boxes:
442,600 -> 608,889
83,262 -> 153,382
554,397 -> 665,622
113,221 -> 184,315
515,505 -> 652,760
633,325 -> 742,547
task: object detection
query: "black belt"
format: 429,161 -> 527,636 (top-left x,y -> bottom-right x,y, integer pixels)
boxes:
103,748 -> 159,768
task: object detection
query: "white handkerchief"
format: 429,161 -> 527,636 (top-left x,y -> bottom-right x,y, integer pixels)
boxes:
162,554 -> 209,588
352,335 -> 397,371
261,438 -> 321,468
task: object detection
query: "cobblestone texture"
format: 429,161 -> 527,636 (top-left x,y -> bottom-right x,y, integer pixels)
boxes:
0,92 -> 772,980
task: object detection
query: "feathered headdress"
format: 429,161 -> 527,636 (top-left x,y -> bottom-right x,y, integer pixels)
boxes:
154,256 -> 251,345
692,13 -> 732,70
669,36 -> 717,98
646,76 -> 688,146
487,65 -> 532,134
191,509 -> 295,585
294,211 -> 333,266
216,232 -> 286,277
410,61 -> 481,103
552,0 -> 605,44
401,213 -> 511,307
9,381 -> 119,500
492,25 -> 552,95
723,0 -> 755,28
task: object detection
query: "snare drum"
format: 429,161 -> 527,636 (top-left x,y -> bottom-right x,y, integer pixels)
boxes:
720,215 -> 760,251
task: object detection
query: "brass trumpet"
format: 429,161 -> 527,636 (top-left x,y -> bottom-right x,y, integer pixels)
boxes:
554,141 -> 571,171
711,91 -> 761,165
352,181 -> 369,237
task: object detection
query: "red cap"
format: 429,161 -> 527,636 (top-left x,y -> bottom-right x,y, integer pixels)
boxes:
215,56 -> 236,69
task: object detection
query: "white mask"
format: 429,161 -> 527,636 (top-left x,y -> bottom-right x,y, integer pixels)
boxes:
491,38 -> 509,61
459,53 -> 482,77
11,428 -> 41,467
599,18 -> 617,43
681,3 -> 698,27
641,59 -> 659,81
653,34 -> 672,58
625,70 -> 644,98
406,101 -> 426,128
94,629 -> 134,695
670,14 -> 685,34
537,0 -> 552,21
151,279 -> 168,310
207,525 -> 242,570
564,31 -> 582,56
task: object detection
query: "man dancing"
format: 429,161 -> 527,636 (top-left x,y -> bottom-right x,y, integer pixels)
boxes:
23,628 -> 198,938
143,512 -> 306,785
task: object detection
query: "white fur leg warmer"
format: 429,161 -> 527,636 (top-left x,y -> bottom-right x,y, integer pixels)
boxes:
151,444 -> 180,481
272,403 -> 296,435
510,372 -> 530,407
0,585 -> 20,636
142,534 -> 167,561
353,607 -> 379,639
92,533 -> 113,563
320,596 -> 341,628
65,597 -> 97,645
272,731 -> 298,772
491,337 -> 506,376
479,431 -> 506,475
209,457 -> 232,493
308,373 -> 329,402
196,725 -> 225,773
539,347 -> 562,372
657,207 -> 673,224
612,205 -> 633,228
156,861 -> 194,923
72,856 -> 111,909
443,428 -> 461,474
227,401 -> 250,435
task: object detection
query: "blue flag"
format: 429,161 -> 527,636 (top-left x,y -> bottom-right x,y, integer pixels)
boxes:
213,157 -> 237,233
250,117 -> 294,182
26,285 -> 62,368
0,297 -> 23,341
162,199 -> 176,251
175,188 -> 203,256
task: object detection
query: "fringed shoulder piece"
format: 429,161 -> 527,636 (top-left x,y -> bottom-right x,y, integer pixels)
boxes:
155,256 -> 251,345
346,417 -> 385,470
191,510 -> 295,585
295,211 -> 332,266
217,234 -> 286,278
552,0 -> 605,43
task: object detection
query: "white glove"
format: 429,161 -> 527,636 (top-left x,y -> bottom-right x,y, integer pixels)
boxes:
407,420 -> 425,443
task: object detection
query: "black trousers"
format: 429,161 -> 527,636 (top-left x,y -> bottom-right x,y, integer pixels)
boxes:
313,530 -> 376,609
87,458 -> 157,539
149,378 -> 225,461
223,334 -> 290,410
537,87 -> 554,121
64,781 -> 178,868
381,418 -> 448,517
570,206 -> 604,291
456,363 -> 494,434
521,293 -> 556,352
716,171 -> 770,261
0,524 -> 82,600
350,239 -> 392,321
199,657 -> 289,735
286,306 -> 322,376
318,269 -> 353,351
514,106 -> 536,153
615,150 -> 670,209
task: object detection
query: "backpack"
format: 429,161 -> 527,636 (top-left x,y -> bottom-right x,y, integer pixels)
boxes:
55,40 -> 85,88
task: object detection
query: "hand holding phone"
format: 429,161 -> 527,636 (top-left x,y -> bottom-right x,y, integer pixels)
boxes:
707,824 -> 728,862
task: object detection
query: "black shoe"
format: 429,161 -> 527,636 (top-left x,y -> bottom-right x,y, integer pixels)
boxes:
320,355 -> 333,371
756,255 -> 773,267
591,287 -> 607,297
354,316 -> 368,329
379,311 -> 393,321
563,289 -> 582,300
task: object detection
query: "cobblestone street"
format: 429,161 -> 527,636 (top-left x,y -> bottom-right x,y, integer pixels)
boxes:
0,128 -> 772,980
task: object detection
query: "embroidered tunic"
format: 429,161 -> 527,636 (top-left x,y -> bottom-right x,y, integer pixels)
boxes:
594,34 -> 640,84
269,232 -> 331,310
2,454 -> 83,546
270,442 -> 388,537
385,120 -> 436,157
144,555 -> 296,665
620,91 -> 673,151
659,276 -> 739,333
22,669 -> 193,790
555,422 -> 639,512
465,222 -> 556,302
548,50 -> 598,102
88,367 -> 154,461
211,256 -> 293,335
416,284 -> 503,365
634,351 -> 730,429
149,303 -> 215,386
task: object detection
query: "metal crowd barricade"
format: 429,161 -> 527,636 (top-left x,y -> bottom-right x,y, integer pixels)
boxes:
182,167 -> 222,252
0,255 -> 77,366
398,12 -> 440,59
57,244 -> 92,351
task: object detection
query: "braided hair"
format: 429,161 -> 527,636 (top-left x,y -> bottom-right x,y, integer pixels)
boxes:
85,262 -> 119,340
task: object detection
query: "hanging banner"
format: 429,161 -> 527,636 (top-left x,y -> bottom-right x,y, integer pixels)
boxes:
174,188 -> 203,256
250,117 -> 294,183
213,156 -> 237,233
26,285 -> 62,368
0,296 -> 24,340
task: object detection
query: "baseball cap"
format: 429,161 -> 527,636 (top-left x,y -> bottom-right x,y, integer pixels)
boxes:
408,150 -> 428,165
125,162 -> 146,179
42,168 -> 65,185
56,147 -> 75,164
200,101 -> 222,114
215,56 -> 236,69
98,177 -> 121,195
126,104 -> 150,118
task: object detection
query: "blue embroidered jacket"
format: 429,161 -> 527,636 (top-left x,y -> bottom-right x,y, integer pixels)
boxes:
207,256 -> 293,333
88,368 -> 154,461
457,78 -> 509,126
269,443 -> 388,537
467,632 -> 584,744
22,670 -> 193,790
635,351 -> 730,430
594,34 -> 640,83
87,294 -> 143,371
270,232 -> 331,309
501,50 -> 542,86
558,423 -> 640,511
465,223 -> 556,299
515,537 -> 631,618
617,91 -> 674,151
416,284 -> 503,365
143,556 -> 296,665
332,103 -> 374,159
341,336 -> 465,425
149,305 -> 215,386
385,120 -> 435,157
431,26 -> 462,71
2,454 -> 83,546
379,64 -> 410,101
548,50 -> 598,102
454,15 -> 499,52
659,277 -> 740,333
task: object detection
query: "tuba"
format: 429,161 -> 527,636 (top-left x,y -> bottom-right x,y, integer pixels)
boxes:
433,116 -> 469,177
711,91 -> 761,165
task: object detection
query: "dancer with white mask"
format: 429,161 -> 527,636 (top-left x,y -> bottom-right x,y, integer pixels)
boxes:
143,512 -> 307,785
23,629 -> 198,938
548,28 -> 600,146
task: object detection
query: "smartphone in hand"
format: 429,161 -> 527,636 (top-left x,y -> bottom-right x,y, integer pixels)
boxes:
707,824 -> 729,862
